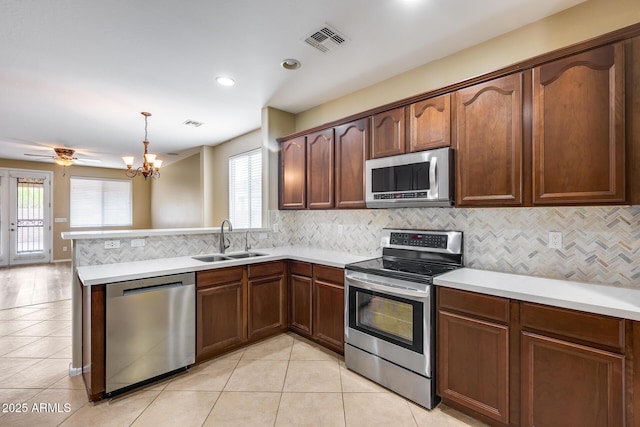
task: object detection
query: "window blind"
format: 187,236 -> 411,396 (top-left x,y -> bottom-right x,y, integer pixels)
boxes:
229,148 -> 262,228
70,177 -> 132,227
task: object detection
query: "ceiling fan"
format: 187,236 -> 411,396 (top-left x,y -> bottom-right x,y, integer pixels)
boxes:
24,147 -> 100,166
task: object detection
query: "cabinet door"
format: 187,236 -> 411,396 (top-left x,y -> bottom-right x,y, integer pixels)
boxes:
307,129 -> 335,209
438,310 -> 509,424
455,73 -> 524,206
197,281 -> 245,358
409,94 -> 451,152
248,274 -> 287,341
533,43 -> 625,204
290,273 -> 312,336
313,267 -> 344,354
280,137 -> 306,209
335,119 -> 369,209
371,107 -> 406,158
521,332 -> 624,427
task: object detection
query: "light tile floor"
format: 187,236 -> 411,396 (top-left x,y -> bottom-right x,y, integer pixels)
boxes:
0,298 -> 488,426
0,263 -> 72,310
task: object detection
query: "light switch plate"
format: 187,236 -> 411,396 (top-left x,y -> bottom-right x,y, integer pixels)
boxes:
131,239 -> 146,247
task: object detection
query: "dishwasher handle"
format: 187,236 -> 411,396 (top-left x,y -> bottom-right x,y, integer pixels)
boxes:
122,282 -> 185,296
106,272 -> 196,299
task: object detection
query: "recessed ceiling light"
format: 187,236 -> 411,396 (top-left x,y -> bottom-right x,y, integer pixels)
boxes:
281,58 -> 301,70
216,76 -> 235,86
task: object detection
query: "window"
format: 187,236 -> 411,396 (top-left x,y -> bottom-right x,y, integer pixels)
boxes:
70,177 -> 132,227
229,148 -> 262,228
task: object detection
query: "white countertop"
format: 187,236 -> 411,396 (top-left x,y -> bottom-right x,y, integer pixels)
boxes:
76,246 -> 370,286
434,267 -> 640,321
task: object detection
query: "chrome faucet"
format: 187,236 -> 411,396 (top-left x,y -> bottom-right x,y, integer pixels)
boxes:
244,231 -> 251,252
219,219 -> 233,254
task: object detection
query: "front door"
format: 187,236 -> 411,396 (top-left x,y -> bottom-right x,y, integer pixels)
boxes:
0,170 -> 52,266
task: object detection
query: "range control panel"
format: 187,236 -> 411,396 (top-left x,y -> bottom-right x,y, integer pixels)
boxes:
383,228 -> 463,255
389,232 -> 448,249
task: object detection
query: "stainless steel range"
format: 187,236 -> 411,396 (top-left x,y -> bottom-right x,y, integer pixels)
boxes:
344,228 -> 463,409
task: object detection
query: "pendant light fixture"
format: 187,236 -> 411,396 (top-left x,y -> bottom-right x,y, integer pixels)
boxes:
123,112 -> 163,179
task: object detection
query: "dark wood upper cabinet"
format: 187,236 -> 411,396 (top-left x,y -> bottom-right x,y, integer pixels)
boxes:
455,73 -> 524,206
307,129 -> 335,209
371,107 -> 406,158
408,94 -> 451,152
279,136 -> 306,209
533,43 -> 625,204
335,119 -> 369,209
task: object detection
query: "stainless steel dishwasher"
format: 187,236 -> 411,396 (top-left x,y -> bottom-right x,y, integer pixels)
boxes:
105,272 -> 195,395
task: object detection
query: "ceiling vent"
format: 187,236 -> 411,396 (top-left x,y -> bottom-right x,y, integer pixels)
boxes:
303,25 -> 348,53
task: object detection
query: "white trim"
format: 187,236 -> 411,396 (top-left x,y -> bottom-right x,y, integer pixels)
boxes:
3,168 -> 53,265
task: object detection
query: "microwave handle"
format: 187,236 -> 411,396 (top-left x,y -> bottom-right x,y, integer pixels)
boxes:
429,157 -> 437,194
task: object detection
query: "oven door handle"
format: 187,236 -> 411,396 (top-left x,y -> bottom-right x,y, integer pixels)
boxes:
346,275 -> 429,299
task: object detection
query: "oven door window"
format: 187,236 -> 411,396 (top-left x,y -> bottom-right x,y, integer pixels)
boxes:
348,286 -> 424,354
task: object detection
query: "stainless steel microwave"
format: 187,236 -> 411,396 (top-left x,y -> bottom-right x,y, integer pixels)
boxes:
365,147 -> 454,208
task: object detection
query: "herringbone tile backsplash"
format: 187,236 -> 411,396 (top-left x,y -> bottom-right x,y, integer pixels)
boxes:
272,206 -> 640,287
75,206 -> 640,288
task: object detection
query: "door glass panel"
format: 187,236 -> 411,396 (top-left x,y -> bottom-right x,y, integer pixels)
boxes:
357,292 -> 413,342
15,177 -> 45,254
349,286 -> 424,353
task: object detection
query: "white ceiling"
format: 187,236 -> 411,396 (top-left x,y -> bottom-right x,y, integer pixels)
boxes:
0,0 -> 585,169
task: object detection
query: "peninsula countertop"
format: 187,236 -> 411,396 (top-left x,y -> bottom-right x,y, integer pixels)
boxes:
76,246 -> 371,286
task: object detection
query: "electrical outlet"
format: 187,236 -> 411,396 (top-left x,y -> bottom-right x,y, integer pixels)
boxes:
548,232 -> 563,249
104,240 -> 121,249
273,223 -> 279,233
131,239 -> 146,247
62,246 -> 68,252
338,225 -> 344,235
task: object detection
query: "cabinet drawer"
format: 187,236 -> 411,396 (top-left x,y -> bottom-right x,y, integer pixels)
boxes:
438,287 -> 509,323
197,266 -> 244,289
290,261 -> 312,277
248,261 -> 285,279
520,302 -> 624,350
314,265 -> 344,286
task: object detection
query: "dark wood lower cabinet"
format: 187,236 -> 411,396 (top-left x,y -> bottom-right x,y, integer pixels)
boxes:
287,262 -> 344,354
196,267 -> 246,361
197,281 -> 245,357
312,265 -> 344,354
521,332 -> 624,427
438,286 -> 630,427
81,281 -> 106,401
290,273 -> 313,335
438,310 -> 509,424
248,270 -> 287,340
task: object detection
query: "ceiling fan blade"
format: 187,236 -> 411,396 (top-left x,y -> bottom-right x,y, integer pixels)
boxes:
24,153 -> 54,158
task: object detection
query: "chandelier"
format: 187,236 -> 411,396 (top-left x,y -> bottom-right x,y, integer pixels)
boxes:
122,112 -> 163,179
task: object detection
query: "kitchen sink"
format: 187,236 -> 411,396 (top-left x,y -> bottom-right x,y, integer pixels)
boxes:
191,255 -> 231,262
225,252 -> 267,259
